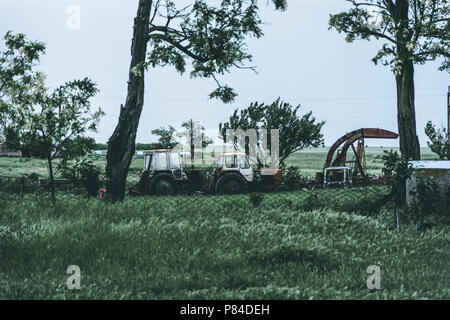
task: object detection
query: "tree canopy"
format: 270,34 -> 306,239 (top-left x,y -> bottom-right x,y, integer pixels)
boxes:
151,125 -> 177,149
329,0 -> 449,160
0,31 -> 104,202
219,98 -> 325,167
0,31 -> 46,140
143,0 -> 286,103
329,0 -> 449,73
424,121 -> 449,160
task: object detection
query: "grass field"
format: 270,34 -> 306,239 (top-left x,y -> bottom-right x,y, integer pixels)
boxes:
0,147 -> 448,300
1,193 -> 449,299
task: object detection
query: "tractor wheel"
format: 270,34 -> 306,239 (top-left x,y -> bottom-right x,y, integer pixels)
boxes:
215,173 -> 248,195
150,173 -> 177,196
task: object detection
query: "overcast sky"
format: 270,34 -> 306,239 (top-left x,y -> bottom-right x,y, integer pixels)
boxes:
1,0 -> 448,147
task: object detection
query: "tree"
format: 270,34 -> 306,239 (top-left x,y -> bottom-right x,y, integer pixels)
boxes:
219,98 -> 325,168
179,119 -> 213,167
329,0 -> 449,160
58,136 -> 97,168
95,142 -> 108,150
0,31 -> 46,141
151,125 -> 177,148
135,143 -> 155,150
424,121 -> 449,160
29,79 -> 103,203
106,0 -> 285,202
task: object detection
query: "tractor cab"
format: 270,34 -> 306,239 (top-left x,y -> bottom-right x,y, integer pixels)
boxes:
323,166 -> 352,188
143,150 -> 184,179
132,150 -> 187,196
216,153 -> 253,182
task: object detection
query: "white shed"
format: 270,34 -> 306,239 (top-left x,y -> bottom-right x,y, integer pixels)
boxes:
406,161 -> 450,204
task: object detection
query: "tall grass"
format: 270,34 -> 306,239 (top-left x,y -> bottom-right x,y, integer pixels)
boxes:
0,193 -> 448,299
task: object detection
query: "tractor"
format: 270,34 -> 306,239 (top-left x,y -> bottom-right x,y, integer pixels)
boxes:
131,150 -> 288,196
132,149 -> 188,196
207,152 -> 287,194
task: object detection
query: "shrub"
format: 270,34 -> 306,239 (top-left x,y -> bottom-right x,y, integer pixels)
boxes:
60,157 -> 103,197
283,166 -> 310,190
407,176 -> 450,228
249,193 -> 264,207
381,150 -> 412,206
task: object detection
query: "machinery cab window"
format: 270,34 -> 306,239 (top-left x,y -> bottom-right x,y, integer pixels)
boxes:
225,155 -> 238,168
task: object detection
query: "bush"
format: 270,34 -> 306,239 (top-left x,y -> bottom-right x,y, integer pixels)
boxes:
249,193 -> 264,207
283,166 -> 311,190
407,176 -> 450,228
60,157 -> 103,197
381,150 -> 412,206
382,150 -> 450,228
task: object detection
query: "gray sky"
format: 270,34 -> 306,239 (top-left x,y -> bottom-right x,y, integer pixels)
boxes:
1,0 -> 448,147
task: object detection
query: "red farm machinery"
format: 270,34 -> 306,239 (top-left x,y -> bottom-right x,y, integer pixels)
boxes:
316,128 -> 399,188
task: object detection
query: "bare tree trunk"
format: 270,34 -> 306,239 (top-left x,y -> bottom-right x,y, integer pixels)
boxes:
393,0 -> 420,161
395,59 -> 421,161
106,0 -> 152,203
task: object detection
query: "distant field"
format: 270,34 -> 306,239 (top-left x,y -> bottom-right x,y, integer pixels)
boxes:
285,147 -> 437,178
0,147 -> 438,181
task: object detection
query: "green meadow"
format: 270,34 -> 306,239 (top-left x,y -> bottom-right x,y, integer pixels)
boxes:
0,147 -> 448,300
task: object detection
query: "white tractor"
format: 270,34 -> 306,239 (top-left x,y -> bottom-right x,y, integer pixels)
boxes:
131,150 -> 288,195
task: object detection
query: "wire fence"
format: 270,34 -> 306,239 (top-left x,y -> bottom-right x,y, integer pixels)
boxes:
0,174 -> 391,216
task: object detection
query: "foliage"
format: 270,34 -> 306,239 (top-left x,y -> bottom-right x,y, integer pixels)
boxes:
382,150 -> 412,206
134,143 -> 158,150
28,78 -> 103,159
249,192 -> 264,207
3,128 -> 45,158
329,0 -> 450,74
219,98 -> 325,167
59,136 -> 97,166
144,0 -> 285,103
0,31 -> 104,202
0,31 -> 46,141
60,157 -> 103,197
407,175 -> 450,229
94,142 -> 108,150
424,121 -> 449,160
283,165 -> 310,190
329,1 -> 449,160
151,125 -> 177,149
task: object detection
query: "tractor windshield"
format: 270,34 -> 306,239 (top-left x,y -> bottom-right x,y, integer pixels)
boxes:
154,152 -> 168,170
169,152 -> 181,169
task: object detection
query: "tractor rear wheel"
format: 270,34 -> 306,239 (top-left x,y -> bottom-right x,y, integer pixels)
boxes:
151,173 -> 177,196
215,173 -> 248,194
